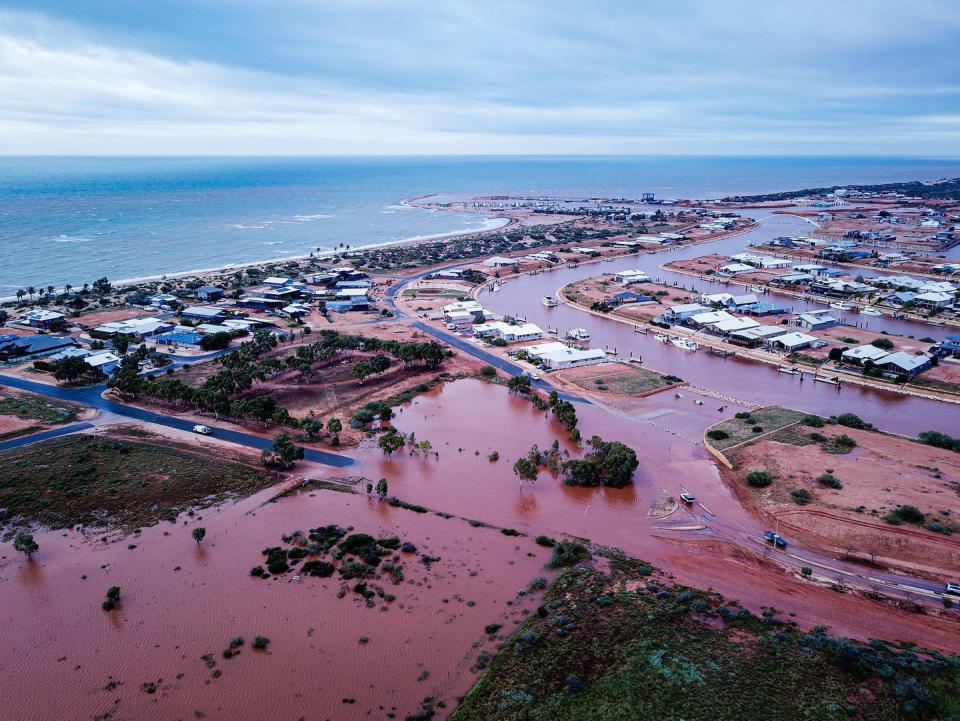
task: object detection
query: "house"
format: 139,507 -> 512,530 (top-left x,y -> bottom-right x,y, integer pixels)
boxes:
914,292 -> 953,309
444,311 -> 477,326
0,334 -> 77,360
235,297 -> 286,311
84,351 -> 121,376
663,303 -> 708,321
701,292 -> 734,307
884,291 -> 917,306
877,352 -> 931,378
540,347 -> 607,370
435,269 -> 468,280
94,317 -> 175,339
795,311 -> 838,331
23,309 -> 66,330
716,263 -> 755,276
281,303 -> 312,319
792,264 -> 826,274
688,310 -> 735,329
613,269 -> 651,284
181,306 -> 233,321
768,332 -> 818,352
609,292 -> 650,306
156,331 -> 205,346
442,300 -> 482,314
728,325 -> 789,347
516,342 -> 569,360
148,293 -> 180,308
931,334 -> 960,358
707,317 -> 760,336
262,287 -> 301,302
724,294 -> 759,310
195,285 -> 224,301
334,287 -> 370,301
771,273 -> 814,286
483,256 -> 519,267
48,347 -> 92,363
841,345 -> 890,366
263,276 -> 293,287
335,280 -> 373,289
473,322 -> 543,343
307,272 -> 339,286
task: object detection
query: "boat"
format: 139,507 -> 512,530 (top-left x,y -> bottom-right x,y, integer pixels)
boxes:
829,301 -> 852,311
814,375 -> 841,385
860,306 -> 882,316
654,333 -> 669,342
566,328 -> 590,341
541,295 -> 559,307
492,281 -> 502,292
751,285 -> 765,293
670,338 -> 698,351
777,365 -> 799,375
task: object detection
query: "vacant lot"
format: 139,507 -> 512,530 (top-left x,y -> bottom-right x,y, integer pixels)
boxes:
705,406 -> 808,451
558,362 -> 677,396
0,431 -> 270,534
453,555 -> 960,721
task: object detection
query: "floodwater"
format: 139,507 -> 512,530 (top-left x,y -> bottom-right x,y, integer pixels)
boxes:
478,212 -> 960,435
2,379 -> 959,721
0,476 -> 550,721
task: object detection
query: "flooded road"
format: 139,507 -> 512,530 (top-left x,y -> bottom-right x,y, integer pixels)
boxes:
478,213 -> 959,435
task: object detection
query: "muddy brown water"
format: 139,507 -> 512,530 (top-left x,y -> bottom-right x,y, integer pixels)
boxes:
479,212 -> 959,436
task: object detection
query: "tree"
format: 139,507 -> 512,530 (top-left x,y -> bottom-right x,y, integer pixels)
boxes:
369,353 -> 392,376
351,360 -> 372,384
513,457 -> 538,482
326,418 -> 342,434
375,478 -> 388,498
192,527 -> 207,545
114,336 -> 130,355
53,355 -> 92,383
261,432 -> 305,469
13,532 -> 38,559
378,429 -> 405,455
0,309 -> 8,326
562,436 -> 639,488
506,375 -> 531,394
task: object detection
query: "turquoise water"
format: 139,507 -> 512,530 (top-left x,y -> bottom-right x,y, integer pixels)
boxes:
0,155 -> 957,290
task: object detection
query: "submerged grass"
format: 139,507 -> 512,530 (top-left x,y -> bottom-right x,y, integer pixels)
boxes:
0,394 -> 78,425
453,558 -> 960,721
705,407 -> 808,451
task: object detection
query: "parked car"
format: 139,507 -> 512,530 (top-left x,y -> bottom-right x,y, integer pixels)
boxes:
679,492 -> 696,504
192,424 -> 212,435
946,582 -> 960,596
764,530 -> 787,548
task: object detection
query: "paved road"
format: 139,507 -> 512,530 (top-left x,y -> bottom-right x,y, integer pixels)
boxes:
0,374 -> 354,467
0,422 -> 94,452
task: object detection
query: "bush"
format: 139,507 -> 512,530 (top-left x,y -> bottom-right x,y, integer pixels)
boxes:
871,337 -> 894,351
885,505 -> 925,526
479,365 -> 497,378
801,567 -> 813,577
833,413 -> 872,430
706,429 -> 729,441
535,535 -> 556,547
918,430 -> 960,453
809,432 -> 828,442
746,470 -> 772,487
791,488 -> 812,505
548,540 -> 591,568
802,414 -> 825,428
734,411 -> 751,419
252,635 -> 270,650
752,426 -> 763,433
817,472 -> 843,489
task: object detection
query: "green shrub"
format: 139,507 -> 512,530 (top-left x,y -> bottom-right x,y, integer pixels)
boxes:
535,535 -> 556,547
885,505 -> 925,526
791,488 -> 812,505
746,470 -> 772,487
802,414 -> 825,428
801,567 -> 813,577
548,540 -> 591,568
817,472 -> 843,489
706,429 -> 729,440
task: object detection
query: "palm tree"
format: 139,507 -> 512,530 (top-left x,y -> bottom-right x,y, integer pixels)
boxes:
16,289 -> 25,303
26,286 -> 35,301
64,283 -> 73,294
47,285 -> 55,296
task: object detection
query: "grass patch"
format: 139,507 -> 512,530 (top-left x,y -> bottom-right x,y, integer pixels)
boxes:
705,407 -> 807,451
0,434 -> 270,534
564,365 -> 676,395
0,394 -> 78,424
452,561 -> 960,721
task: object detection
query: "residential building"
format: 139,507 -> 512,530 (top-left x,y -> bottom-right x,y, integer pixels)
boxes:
195,285 -> 225,301
23,309 -> 66,329
877,352 -> 931,378
84,352 -> 122,375
768,332 -> 818,352
483,256 -> 519,267
663,303 -> 708,321
540,347 -> 607,370
795,311 -> 838,331
841,345 -> 890,366
473,322 -> 543,342
181,306 -> 233,321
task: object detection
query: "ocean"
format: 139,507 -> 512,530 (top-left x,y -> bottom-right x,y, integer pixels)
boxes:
1,155 -> 957,291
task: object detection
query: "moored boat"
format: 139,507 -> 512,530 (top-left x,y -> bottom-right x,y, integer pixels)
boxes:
860,306 -> 882,316
670,337 -> 698,351
566,327 -> 590,341
829,301 -> 852,311
541,295 -> 559,307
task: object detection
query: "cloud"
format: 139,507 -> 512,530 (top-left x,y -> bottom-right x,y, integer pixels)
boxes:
0,3 -> 957,154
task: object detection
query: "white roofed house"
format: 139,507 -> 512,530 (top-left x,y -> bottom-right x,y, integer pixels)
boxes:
701,292 -> 734,307
767,332 -> 818,352
263,276 -> 293,287
663,303 -> 708,321
23,309 -> 66,329
84,351 -> 122,376
914,291 -> 953,309
724,293 -> 759,309
515,341 -> 569,361
877,352 -> 931,378
539,347 -> 607,370
795,311 -> 838,331
613,269 -> 651,284
687,310 -> 734,329
716,263 -> 755,276
840,344 -> 890,366
706,317 -> 760,336
727,325 -> 789,347
473,321 -> 543,343
483,256 -> 519,267
444,310 -> 477,326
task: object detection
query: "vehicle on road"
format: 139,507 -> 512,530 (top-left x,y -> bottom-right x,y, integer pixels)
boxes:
527,371 -> 540,381
679,492 -> 695,504
764,530 -> 787,548
192,424 -> 212,435
946,582 -> 960,595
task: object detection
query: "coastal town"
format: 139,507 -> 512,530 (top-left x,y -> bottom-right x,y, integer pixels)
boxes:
2,180 -> 960,721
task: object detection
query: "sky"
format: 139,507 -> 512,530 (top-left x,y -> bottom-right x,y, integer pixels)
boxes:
0,1 -> 958,156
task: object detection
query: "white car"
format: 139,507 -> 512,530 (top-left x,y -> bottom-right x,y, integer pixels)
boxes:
946,582 -> 960,596
192,424 -> 212,435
